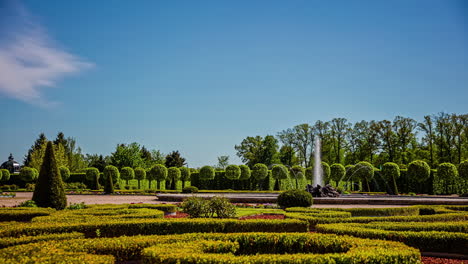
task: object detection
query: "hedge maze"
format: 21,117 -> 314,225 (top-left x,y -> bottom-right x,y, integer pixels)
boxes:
0,204 -> 467,263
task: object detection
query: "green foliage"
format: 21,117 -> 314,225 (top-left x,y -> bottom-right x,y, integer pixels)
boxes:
134,167 -> 146,180
271,165 -> 288,180
305,167 -> 313,181
437,163 -> 458,180
208,196 -> 236,218
18,200 -> 38,208
148,164 -> 167,189
19,167 -> 37,182
353,161 -> 374,180
330,163 -> 345,182
103,165 -> 120,183
179,167 -> 191,181
180,197 -> 211,218
345,165 -> 354,180
225,165 -> 241,180
110,142 -> 144,169
277,189 -> 313,208
181,196 -> 236,218
32,141 -> 67,210
290,165 -> 305,179
165,150 -> 186,168
382,162 -> 400,195
67,202 -> 87,210
120,167 -> 135,182
252,163 -> 268,180
0,169 -> 9,181
59,166 -> 70,182
182,186 -> 199,193
459,160 -> 468,180
200,166 -> 215,180
167,167 -> 181,181
235,135 -> 280,167
85,167 -> 100,190
407,160 -> 431,182
239,165 -> 251,180
103,165 -> 119,194
321,162 -> 331,183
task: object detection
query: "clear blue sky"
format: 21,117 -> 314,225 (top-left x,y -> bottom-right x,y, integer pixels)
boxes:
1,0 -> 467,167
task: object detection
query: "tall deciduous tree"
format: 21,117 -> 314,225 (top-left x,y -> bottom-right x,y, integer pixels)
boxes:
110,143 -> 144,168
330,118 -> 351,164
235,135 -> 279,167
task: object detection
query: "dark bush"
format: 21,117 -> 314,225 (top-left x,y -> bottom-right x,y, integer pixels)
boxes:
167,167 -> 181,190
272,165 -> 288,180
459,160 -> 468,180
182,186 -> 199,193
59,167 -> 70,182
25,183 -> 35,191
32,141 -> 67,210
181,196 -> 210,218
277,189 -> 313,208
200,166 -> 215,180
225,165 -> 241,180
437,163 -> 458,194
208,196 -> 236,218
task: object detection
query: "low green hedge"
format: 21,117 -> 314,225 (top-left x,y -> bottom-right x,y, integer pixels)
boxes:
0,233 -> 420,264
316,222 -> 468,254
285,208 -> 352,218
285,212 -> 468,228
1,218 -> 308,238
0,208 -> 55,222
142,233 -> 420,264
0,232 -> 84,249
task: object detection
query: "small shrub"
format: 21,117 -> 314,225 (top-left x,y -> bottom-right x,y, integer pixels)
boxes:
18,200 -> 37,207
181,196 -> 210,218
208,196 -> 236,218
64,182 -> 87,190
103,165 -> 119,194
182,186 -> 199,193
277,189 -> 313,208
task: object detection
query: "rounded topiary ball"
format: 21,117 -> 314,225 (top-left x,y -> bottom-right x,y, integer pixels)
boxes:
408,160 -> 430,182
225,165 -> 241,180
59,167 -> 70,182
459,160 -> 468,180
277,189 -> 313,208
252,163 -> 268,180
199,166 -> 215,180
239,165 -> 251,180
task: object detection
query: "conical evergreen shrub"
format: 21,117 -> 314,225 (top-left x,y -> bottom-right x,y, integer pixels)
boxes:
32,141 -> 67,210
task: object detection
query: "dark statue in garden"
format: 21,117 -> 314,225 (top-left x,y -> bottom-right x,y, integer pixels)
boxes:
306,184 -> 340,197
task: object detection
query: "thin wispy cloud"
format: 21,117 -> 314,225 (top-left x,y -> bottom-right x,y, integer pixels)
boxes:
0,1 -> 92,107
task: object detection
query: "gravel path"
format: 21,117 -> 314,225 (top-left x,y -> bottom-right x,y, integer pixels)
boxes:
0,192 -> 166,207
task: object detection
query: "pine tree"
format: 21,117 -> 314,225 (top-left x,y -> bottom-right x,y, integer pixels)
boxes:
165,151 -> 186,168
24,133 -> 47,166
32,141 -> 67,210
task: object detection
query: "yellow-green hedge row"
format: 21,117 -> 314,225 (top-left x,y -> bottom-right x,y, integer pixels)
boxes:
31,208 -> 165,223
141,233 -> 421,264
316,222 -> 468,254
284,208 -> 352,218
286,212 -> 468,228
0,232 -> 84,249
364,221 -> 468,233
0,208 -> 55,222
0,233 -> 421,264
0,218 -> 308,238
